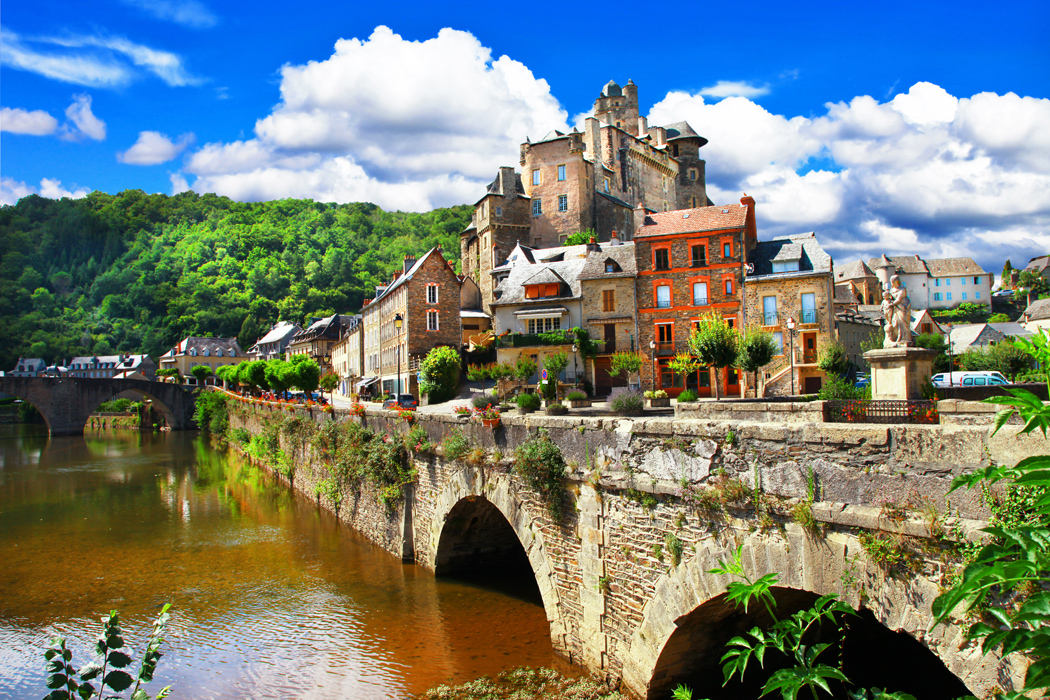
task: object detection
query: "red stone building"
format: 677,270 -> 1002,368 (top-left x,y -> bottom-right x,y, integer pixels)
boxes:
633,197 -> 757,397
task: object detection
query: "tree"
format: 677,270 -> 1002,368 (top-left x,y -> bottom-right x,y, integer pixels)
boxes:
419,345 -> 461,403
607,351 -> 643,387
540,352 -> 569,400
988,312 -> 1012,323
289,355 -> 321,394
687,314 -> 739,400
736,328 -> 779,395
1001,259 -> 1013,288
914,333 -> 950,373
319,372 -> 340,404
265,359 -> 293,398
561,229 -> 596,246
156,368 -> 182,384
190,365 -> 213,385
1017,269 -> 1050,305
514,355 -> 538,393
668,352 -> 702,379
817,339 -> 850,377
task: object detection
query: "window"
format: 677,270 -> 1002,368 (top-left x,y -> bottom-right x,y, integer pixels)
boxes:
724,278 -> 733,295
603,289 -> 615,312
946,279 -> 951,286
772,260 -> 800,273
690,244 -> 706,267
976,291 -> 981,299
495,206 -> 502,217
772,332 -> 784,355
962,292 -> 968,300
762,296 -> 778,325
656,284 -> 672,308
935,278 -> 941,287
723,242 -> 732,258
656,324 -> 673,343
933,292 -> 942,301
693,282 -> 708,306
604,178 -> 610,193
426,284 -> 438,304
605,259 -> 621,273
527,317 -> 561,334
654,248 -> 670,270
427,311 -> 439,331
974,276 -> 981,285
558,194 -> 568,212
801,293 -> 816,324
557,164 -> 566,181
532,199 -> 542,216
688,168 -> 697,181
672,144 -> 679,157
532,169 -> 540,186
946,292 -> 952,301
961,277 -> 967,285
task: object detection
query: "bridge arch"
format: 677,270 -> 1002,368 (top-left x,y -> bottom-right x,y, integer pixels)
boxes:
424,466 -> 568,648
621,529 -> 1021,700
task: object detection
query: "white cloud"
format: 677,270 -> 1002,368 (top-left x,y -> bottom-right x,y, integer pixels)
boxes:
0,107 -> 58,135
185,26 -> 567,211
119,0 -> 218,29
1,177 -> 90,205
118,131 -> 194,165
697,80 -> 770,99
0,26 -> 202,88
60,94 -> 107,141
170,172 -> 190,195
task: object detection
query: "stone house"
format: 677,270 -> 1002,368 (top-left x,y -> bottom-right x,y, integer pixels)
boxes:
947,323 -> 1009,354
9,357 -> 47,377
633,198 -> 757,397
834,259 -> 881,306
834,312 -> 882,369
458,275 -> 492,346
287,314 -> 356,377
1021,298 -> 1050,333
159,339 -> 243,384
864,254 -> 992,310
1023,255 -> 1050,282
248,321 -> 301,361
360,247 -> 462,397
330,316 -> 363,397
577,234 -> 639,394
68,354 -> 158,380
744,232 -> 835,396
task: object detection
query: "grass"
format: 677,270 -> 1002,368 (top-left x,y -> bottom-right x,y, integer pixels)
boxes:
421,667 -> 623,700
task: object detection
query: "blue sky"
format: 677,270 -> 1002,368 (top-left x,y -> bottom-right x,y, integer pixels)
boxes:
2,0 -> 1049,274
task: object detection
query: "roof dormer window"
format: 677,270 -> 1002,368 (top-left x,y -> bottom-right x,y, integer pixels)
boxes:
605,259 -> 622,273
190,348 -> 198,357
772,260 -> 801,273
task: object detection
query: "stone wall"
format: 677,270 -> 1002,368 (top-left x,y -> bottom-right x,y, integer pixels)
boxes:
226,397 -> 1037,699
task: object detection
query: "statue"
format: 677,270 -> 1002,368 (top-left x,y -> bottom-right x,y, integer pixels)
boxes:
881,275 -> 912,348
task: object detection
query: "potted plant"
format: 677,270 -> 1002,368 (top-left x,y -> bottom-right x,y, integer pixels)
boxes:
565,389 -> 591,408
398,408 -> 415,422
349,402 -> 366,417
644,389 -> 670,408
515,392 -> 541,415
454,406 -> 472,420
474,406 -> 502,428
610,388 -> 645,417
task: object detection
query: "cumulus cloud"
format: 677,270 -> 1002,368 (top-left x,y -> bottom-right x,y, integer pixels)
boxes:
0,26 -> 201,88
185,26 -> 567,211
649,82 -> 1050,275
59,94 -> 107,141
119,0 -> 218,29
1,107 -> 58,135
1,177 -> 90,205
118,131 -> 194,165
698,80 -> 770,99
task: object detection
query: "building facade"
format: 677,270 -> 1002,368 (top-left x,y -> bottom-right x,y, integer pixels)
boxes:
248,321 -> 302,361
287,314 -> 356,377
9,358 -> 47,377
330,317 -> 364,397
577,234 -> 638,393
67,354 -> 158,380
862,254 -> 992,310
159,338 -> 243,384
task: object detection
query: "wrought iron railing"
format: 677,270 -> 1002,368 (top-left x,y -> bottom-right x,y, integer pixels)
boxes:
823,399 -> 938,425
654,342 -> 676,357
656,299 -> 672,309
763,312 -> 779,326
801,309 -> 817,324
693,296 -> 708,306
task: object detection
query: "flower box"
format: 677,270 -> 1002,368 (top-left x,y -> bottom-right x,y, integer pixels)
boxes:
481,418 -> 501,428
516,406 -> 537,415
645,398 -> 671,408
567,399 -> 591,408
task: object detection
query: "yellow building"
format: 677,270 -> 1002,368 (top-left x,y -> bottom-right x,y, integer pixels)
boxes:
158,337 -> 246,385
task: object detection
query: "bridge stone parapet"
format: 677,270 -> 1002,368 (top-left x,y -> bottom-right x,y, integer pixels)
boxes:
227,398 -> 1036,698
0,376 -> 197,436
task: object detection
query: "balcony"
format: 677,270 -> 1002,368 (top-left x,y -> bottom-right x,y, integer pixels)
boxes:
762,312 -> 779,326
690,259 -> 707,268
801,309 -> 817,324
693,296 -> 709,306
495,331 -> 578,348
656,299 -> 672,309
654,342 -> 676,357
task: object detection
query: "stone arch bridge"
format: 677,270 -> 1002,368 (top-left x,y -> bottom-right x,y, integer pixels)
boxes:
231,401 -> 1038,699
0,376 -> 197,436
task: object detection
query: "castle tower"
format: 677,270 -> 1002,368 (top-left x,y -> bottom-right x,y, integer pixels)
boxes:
593,79 -> 642,136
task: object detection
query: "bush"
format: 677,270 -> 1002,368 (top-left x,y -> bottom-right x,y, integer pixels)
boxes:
643,389 -> 668,399
420,345 -> 462,402
609,388 -> 644,415
817,374 -> 867,401
441,429 -> 472,461
193,391 -> 229,436
546,403 -> 569,415
677,389 -> 698,403
472,393 -> 498,409
565,390 -> 587,401
514,430 -> 567,519
515,392 -> 541,410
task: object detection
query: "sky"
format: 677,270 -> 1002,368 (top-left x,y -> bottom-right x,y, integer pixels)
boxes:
2,0 -> 1049,277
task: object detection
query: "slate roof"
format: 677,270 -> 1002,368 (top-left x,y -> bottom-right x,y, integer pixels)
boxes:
634,203 -> 748,238
164,338 -> 243,358
292,314 -> 357,343
12,357 -> 46,372
835,259 -> 876,281
69,353 -> 152,368
1024,298 -> 1050,321
482,172 -> 526,198
491,247 -> 589,306
254,321 -> 301,347
988,322 -> 1033,338
523,267 -> 569,287
578,242 -> 638,280
925,258 -> 986,276
662,121 -> 709,148
948,324 -> 1008,352
368,247 -> 448,306
868,254 -> 930,275
748,232 -> 832,278
834,285 -> 859,304
1025,255 -> 1050,273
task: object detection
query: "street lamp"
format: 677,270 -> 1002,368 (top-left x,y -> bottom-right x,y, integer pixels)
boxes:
649,339 -> 657,392
786,317 -> 797,396
394,313 -> 403,397
572,343 -> 579,388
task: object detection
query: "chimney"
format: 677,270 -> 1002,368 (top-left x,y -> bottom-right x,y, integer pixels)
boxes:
586,236 -> 599,253
609,230 -> 622,246
740,195 -> 758,252
650,126 -> 667,148
498,166 -> 516,195
392,270 -> 402,282
403,254 -> 416,275
637,115 -> 648,136
633,204 -> 650,233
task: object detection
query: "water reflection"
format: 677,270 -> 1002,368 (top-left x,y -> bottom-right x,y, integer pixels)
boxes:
0,425 -> 563,700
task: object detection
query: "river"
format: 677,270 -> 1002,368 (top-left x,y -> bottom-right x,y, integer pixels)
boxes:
0,425 -> 565,700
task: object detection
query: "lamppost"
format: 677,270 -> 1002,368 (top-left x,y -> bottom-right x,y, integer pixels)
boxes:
572,343 -> 579,388
945,323 -> 955,398
786,316 -> 797,396
649,339 -> 657,391
394,313 -> 403,396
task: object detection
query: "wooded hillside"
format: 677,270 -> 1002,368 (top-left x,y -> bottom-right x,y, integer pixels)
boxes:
0,190 -> 471,368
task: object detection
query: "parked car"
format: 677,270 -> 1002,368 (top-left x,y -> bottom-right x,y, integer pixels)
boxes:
931,371 -> 1009,388
854,374 -> 870,389
383,394 -> 419,410
992,289 -> 1015,297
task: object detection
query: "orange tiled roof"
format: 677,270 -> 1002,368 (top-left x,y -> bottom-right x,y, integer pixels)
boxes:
634,203 -> 748,237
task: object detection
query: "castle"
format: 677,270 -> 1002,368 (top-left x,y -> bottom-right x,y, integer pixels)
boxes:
461,80 -> 711,310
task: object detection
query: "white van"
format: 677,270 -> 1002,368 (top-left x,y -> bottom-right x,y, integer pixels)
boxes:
931,371 -> 1009,388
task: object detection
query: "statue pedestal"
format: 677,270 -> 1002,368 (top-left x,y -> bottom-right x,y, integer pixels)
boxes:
863,347 -> 937,400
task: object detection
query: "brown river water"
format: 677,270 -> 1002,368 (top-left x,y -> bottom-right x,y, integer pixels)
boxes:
0,425 -> 566,700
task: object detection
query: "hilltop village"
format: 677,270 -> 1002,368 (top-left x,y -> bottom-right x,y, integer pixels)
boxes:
13,79 -> 1041,401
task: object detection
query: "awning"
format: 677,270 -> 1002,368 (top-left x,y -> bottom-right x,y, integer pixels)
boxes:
355,376 -> 379,389
513,306 -> 569,319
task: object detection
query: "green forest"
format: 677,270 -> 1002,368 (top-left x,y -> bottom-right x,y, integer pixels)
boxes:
0,190 -> 471,370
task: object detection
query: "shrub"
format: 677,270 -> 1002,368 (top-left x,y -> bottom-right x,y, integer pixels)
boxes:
516,392 -> 541,410
677,389 -> 699,403
472,393 -> 498,409
546,403 -> 569,415
609,388 -> 644,415
419,345 -> 463,403
654,389 -> 667,398
441,429 -> 472,461
404,424 -> 433,453
817,374 -> 867,400
566,390 -> 588,401
193,391 -> 229,436
514,430 -> 567,519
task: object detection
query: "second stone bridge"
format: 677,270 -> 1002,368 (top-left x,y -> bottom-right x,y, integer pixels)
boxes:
229,399 -> 1036,699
